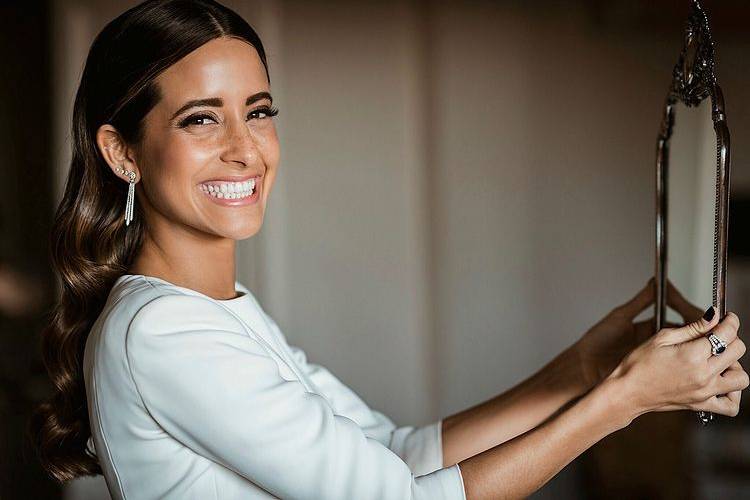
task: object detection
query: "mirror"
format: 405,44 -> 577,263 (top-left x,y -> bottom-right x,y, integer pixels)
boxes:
665,100 -> 716,324
654,0 -> 732,425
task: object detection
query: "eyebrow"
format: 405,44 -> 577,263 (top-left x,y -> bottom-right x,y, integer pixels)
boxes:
170,91 -> 273,121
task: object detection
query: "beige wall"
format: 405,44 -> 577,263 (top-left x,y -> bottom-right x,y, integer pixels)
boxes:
258,0 -> 436,425
54,1 -> 747,498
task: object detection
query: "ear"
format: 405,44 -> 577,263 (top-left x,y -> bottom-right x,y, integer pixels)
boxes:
95,124 -> 141,184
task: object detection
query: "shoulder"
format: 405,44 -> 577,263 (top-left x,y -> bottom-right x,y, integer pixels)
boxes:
109,275 -> 244,329
132,293 -> 236,325
126,292 -> 247,345
123,293 -> 247,372
102,276 -> 247,353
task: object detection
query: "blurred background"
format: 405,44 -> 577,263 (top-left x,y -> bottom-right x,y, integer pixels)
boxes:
2,0 -> 749,498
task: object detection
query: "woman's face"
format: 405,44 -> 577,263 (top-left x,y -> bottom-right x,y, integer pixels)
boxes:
124,36 -> 279,240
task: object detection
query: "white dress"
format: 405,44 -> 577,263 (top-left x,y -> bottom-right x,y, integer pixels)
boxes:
83,274 -> 467,499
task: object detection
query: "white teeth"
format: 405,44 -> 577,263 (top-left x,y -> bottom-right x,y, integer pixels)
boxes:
200,178 -> 258,200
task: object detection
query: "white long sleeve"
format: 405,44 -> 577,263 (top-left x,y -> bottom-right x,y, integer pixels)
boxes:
257,307 -> 449,476
125,293 -> 466,499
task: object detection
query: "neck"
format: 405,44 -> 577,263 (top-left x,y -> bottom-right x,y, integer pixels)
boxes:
129,218 -> 238,301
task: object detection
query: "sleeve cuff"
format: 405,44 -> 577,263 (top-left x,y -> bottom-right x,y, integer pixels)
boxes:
389,419 -> 444,475
414,463 -> 467,499
456,462 -> 467,499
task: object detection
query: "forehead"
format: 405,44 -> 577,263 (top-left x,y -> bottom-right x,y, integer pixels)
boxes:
155,36 -> 269,106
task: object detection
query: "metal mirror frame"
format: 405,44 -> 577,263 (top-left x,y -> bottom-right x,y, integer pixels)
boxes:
654,0 -> 731,426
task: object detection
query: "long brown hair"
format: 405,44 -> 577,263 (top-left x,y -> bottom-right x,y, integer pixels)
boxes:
27,0 -> 270,483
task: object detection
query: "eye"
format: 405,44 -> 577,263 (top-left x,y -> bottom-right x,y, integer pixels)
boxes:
179,113 -> 218,127
248,105 -> 279,120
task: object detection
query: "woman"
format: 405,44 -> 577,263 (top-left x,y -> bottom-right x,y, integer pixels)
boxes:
29,0 -> 747,498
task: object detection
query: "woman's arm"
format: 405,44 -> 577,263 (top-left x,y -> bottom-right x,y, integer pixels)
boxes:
442,279 -> 667,467
455,307 -> 747,499
260,307 -> 446,475
441,345 -> 587,467
457,373 -> 633,499
127,294 -> 465,499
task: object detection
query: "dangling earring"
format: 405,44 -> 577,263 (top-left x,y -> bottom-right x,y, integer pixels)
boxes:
116,165 -> 137,226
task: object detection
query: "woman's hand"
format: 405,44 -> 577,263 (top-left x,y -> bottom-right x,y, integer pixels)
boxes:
573,278 -> 704,393
609,308 -> 748,418
455,304 -> 746,500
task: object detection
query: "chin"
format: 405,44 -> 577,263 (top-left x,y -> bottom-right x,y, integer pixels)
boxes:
222,217 -> 264,240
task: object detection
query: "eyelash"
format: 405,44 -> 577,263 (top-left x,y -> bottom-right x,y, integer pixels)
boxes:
179,105 -> 279,127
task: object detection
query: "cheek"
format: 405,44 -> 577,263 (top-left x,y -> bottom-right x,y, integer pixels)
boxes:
143,137 -> 213,213
265,146 -> 280,181
162,134 -> 217,168
258,126 -> 280,173
262,140 -> 280,197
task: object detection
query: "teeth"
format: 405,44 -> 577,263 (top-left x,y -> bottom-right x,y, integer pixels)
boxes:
200,178 -> 258,200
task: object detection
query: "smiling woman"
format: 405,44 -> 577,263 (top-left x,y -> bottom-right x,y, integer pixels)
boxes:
28,0 -> 465,499
98,35 -> 280,253
28,0 -> 749,499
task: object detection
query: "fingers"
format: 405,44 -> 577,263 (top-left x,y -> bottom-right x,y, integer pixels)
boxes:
678,312 -> 742,373
613,277 -> 655,320
708,337 -> 745,376
724,389 -> 743,415
720,361 -> 744,410
659,305 -> 720,345
725,359 -> 742,373
693,394 -> 742,417
692,360 -> 746,416
713,363 -> 750,395
666,279 -> 704,324
705,310 -> 741,351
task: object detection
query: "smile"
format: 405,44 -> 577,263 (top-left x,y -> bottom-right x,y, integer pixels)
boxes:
198,175 -> 262,206
200,179 -> 255,199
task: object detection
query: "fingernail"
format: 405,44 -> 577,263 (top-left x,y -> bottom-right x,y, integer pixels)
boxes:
703,306 -> 715,321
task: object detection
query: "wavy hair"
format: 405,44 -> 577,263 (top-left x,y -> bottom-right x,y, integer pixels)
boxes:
27,0 -> 270,483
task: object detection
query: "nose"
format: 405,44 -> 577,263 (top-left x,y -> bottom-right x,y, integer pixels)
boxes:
219,120 -> 259,167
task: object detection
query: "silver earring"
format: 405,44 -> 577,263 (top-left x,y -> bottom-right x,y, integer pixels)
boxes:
116,165 -> 137,226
